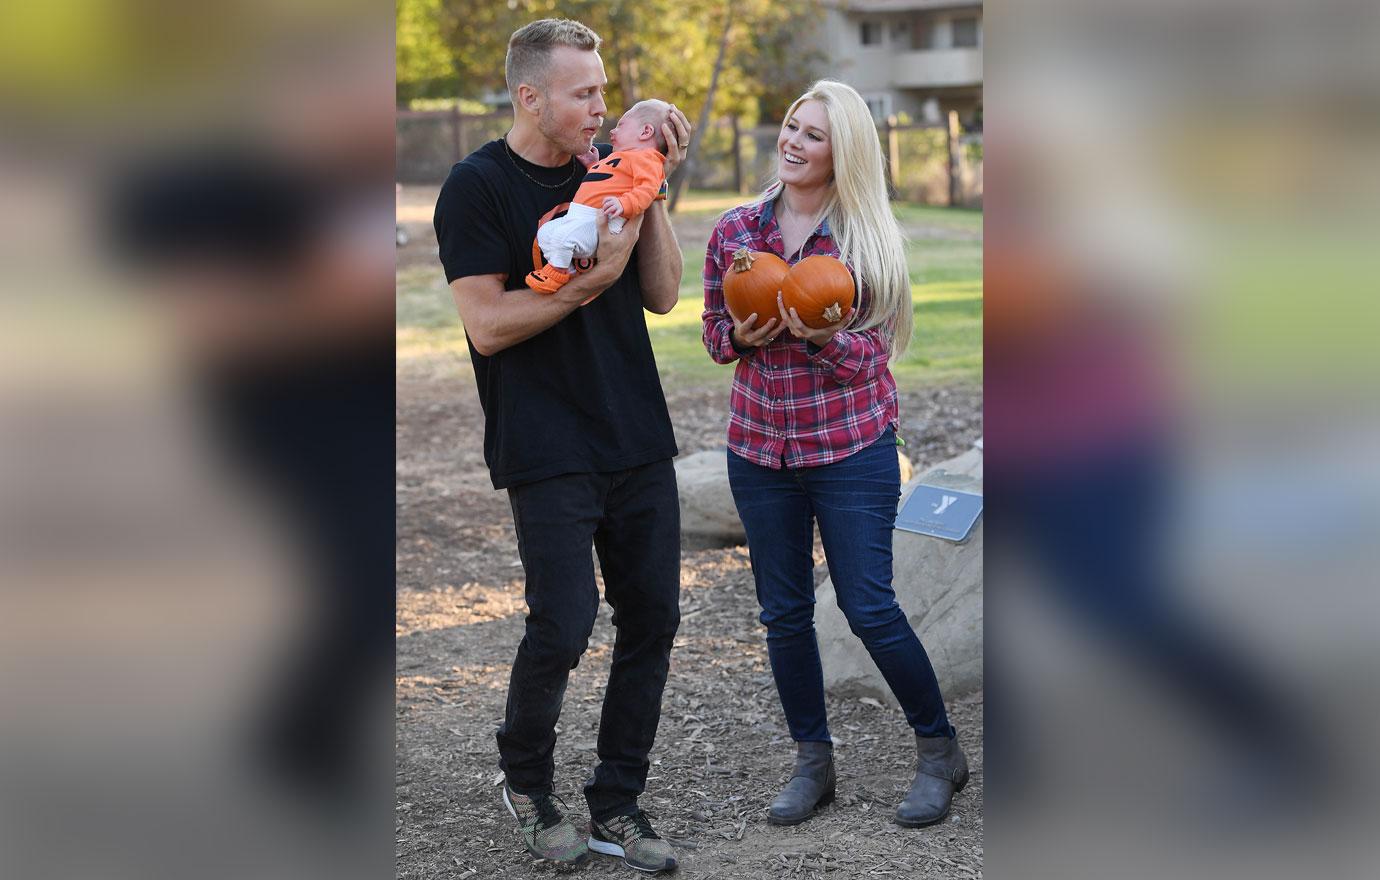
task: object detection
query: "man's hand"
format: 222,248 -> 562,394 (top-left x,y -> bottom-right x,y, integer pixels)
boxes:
660,105 -> 693,179
731,311 -> 781,350
561,212 -> 644,306
576,145 -> 600,168
601,196 -> 623,220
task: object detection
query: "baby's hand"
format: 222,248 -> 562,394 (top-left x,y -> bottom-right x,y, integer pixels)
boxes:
576,146 -> 600,168
601,196 -> 623,219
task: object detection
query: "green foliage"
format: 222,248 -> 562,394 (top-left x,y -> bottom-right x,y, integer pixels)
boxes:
737,5 -> 830,123
397,0 -> 529,105
397,0 -> 458,102
397,0 -> 827,122
406,97 -> 492,113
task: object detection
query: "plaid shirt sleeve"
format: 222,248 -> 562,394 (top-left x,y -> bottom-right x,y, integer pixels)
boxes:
805,282 -> 892,385
701,220 -> 747,365
808,326 -> 892,385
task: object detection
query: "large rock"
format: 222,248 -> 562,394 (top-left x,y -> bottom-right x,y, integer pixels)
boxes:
815,442 -> 983,704
675,447 -> 917,545
674,449 -> 745,544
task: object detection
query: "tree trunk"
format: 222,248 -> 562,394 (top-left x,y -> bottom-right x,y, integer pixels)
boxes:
606,14 -> 640,108
731,114 -> 744,194
621,53 -> 641,105
668,13 -> 733,213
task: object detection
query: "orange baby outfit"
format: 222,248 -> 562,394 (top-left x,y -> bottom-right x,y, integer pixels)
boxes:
525,147 -> 667,295
573,148 -> 667,219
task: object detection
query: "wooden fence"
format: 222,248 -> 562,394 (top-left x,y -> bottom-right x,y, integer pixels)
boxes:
397,109 -> 982,207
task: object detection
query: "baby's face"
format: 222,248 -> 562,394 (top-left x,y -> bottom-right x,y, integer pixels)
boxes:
610,112 -> 654,151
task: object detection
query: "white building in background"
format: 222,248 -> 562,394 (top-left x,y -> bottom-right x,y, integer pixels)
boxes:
817,1 -> 983,127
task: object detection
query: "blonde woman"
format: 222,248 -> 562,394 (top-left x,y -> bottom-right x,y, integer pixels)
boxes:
701,80 -> 967,828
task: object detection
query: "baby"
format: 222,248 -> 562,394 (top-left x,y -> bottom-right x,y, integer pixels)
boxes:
525,99 -> 670,294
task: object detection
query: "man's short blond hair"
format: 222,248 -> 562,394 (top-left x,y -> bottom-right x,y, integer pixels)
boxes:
505,19 -> 602,99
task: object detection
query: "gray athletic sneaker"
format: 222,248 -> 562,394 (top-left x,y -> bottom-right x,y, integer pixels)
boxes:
501,783 -> 589,864
588,810 -> 678,873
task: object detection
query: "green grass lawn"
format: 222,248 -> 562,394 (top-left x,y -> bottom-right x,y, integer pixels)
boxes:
398,194 -> 981,391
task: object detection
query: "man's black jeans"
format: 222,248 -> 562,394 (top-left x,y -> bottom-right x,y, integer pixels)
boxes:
497,459 -> 680,822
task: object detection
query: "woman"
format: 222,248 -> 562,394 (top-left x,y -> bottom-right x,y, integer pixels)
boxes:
701,80 -> 967,828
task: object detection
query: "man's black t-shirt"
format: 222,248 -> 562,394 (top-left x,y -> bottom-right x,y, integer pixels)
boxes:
433,139 -> 678,489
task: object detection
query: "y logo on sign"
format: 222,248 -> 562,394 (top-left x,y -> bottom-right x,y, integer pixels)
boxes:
932,495 -> 958,516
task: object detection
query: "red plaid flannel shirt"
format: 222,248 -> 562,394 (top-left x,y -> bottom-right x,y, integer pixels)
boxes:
702,198 -> 899,469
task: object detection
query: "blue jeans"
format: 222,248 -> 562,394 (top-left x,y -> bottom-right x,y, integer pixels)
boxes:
728,432 -> 955,743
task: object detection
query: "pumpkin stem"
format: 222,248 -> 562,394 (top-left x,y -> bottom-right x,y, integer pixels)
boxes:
730,248 -> 756,274
823,302 -> 843,323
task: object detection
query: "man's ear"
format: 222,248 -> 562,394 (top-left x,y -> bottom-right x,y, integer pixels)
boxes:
515,84 -> 543,116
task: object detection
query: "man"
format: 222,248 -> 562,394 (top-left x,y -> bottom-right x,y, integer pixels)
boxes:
432,18 -> 691,874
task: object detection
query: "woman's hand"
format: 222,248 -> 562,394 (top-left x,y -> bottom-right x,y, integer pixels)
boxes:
660,105 -> 693,179
777,292 -> 851,348
731,311 -> 780,350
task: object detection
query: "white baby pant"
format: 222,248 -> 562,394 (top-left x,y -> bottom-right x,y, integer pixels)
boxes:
535,202 -> 624,269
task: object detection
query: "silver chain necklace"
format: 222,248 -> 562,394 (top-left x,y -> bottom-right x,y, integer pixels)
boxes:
501,137 -> 578,190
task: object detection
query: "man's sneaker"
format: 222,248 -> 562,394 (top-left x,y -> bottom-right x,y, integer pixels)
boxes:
588,810 -> 678,873
501,783 -> 589,864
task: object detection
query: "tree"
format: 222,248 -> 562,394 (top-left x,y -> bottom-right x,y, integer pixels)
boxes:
667,12 -> 732,212
395,0 -> 828,148
738,2 -> 830,123
397,0 -> 458,103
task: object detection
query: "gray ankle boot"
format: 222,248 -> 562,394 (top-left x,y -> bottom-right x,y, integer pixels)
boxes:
768,741 -> 836,826
895,733 -> 968,828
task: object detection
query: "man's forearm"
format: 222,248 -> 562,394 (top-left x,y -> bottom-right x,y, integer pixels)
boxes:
636,203 -> 681,314
464,262 -> 630,355
455,281 -> 591,356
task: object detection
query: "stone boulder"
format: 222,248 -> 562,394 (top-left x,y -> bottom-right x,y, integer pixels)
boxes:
815,442 -> 983,704
675,447 -> 917,545
674,449 -> 745,544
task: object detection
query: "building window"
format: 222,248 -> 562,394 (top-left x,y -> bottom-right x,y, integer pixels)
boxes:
912,21 -> 935,50
859,21 -> 882,46
952,16 -> 979,48
864,95 -> 892,122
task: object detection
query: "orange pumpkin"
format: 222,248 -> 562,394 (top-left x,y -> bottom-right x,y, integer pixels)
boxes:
723,248 -> 790,324
780,255 -> 855,328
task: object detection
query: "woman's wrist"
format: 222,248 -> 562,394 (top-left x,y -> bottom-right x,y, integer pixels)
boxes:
729,327 -> 756,354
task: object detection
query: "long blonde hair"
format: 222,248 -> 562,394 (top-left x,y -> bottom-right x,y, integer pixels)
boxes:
759,80 -> 913,355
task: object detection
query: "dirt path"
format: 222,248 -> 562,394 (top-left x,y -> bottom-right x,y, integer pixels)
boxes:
397,182 -> 982,877
396,372 -> 982,879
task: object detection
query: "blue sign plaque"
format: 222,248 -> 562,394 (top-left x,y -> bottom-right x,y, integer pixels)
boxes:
896,484 -> 983,543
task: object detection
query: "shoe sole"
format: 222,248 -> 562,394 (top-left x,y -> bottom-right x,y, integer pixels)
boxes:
588,836 -> 677,873
501,786 -> 589,865
893,773 -> 969,829
894,805 -> 950,828
767,786 -> 836,827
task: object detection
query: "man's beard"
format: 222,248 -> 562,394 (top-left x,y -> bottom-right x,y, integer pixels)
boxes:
537,109 -> 593,159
